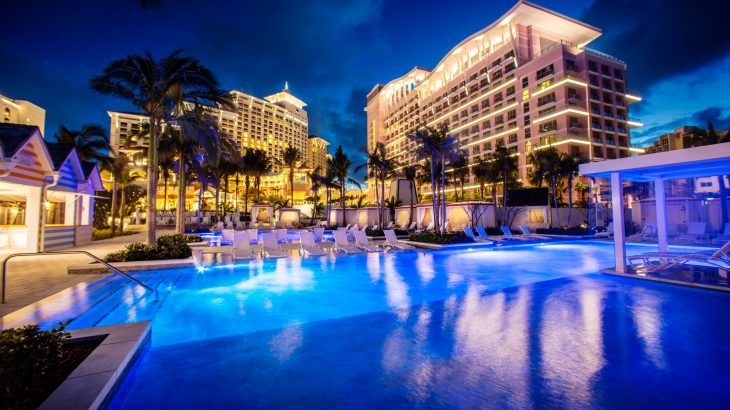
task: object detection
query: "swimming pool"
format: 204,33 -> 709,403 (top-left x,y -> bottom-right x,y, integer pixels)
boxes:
26,242 -> 730,407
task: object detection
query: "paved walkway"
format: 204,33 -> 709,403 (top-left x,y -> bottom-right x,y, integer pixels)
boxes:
0,229 -> 175,318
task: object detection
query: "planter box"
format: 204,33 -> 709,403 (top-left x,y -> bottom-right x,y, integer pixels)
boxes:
39,321 -> 151,410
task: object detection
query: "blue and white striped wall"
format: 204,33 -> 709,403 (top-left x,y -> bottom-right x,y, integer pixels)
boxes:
43,226 -> 76,250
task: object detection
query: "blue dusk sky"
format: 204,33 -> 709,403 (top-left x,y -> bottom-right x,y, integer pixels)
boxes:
1,0 -> 729,176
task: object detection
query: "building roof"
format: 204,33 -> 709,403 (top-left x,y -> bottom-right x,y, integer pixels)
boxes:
45,142 -> 76,170
0,123 -> 40,157
580,142 -> 730,181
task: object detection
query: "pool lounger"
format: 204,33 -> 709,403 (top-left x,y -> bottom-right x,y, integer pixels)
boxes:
333,230 -> 362,254
299,230 -> 328,256
628,240 -> 730,272
519,225 -> 551,240
353,229 -> 383,252
233,231 -> 257,260
261,232 -> 288,258
463,227 -> 490,242
384,229 -> 415,250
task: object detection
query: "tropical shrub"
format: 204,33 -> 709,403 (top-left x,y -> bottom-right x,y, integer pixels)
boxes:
409,231 -> 472,244
0,323 -> 70,408
92,228 -> 137,241
103,234 -> 192,262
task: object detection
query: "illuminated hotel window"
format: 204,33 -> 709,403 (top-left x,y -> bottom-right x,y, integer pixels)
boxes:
4,108 -> 11,122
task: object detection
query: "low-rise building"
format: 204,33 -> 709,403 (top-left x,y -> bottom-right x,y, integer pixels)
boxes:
1,93 -> 46,136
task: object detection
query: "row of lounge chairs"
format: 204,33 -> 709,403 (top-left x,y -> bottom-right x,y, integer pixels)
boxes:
195,229 -> 415,262
601,222 -> 730,244
463,225 -> 550,243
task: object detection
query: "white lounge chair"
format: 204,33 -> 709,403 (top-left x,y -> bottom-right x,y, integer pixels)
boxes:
475,226 -> 493,241
257,221 -> 264,230
299,230 -> 327,256
384,229 -> 415,250
463,227 -> 490,242
406,222 -> 417,231
415,221 -> 434,233
276,228 -> 288,244
675,222 -> 709,244
246,228 -> 259,243
384,221 -> 394,230
209,221 -> 224,232
519,225 -> 551,240
333,230 -> 362,254
595,222 -> 614,238
353,229 -> 382,252
261,232 -> 288,258
221,229 -> 235,245
628,240 -> 730,272
312,227 -> 325,242
500,226 -> 529,240
233,231 -> 257,260
235,220 -> 245,230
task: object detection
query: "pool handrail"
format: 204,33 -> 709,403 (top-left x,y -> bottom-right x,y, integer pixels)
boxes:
1,250 -> 157,304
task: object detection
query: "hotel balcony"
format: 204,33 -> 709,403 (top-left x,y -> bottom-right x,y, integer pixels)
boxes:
627,117 -> 643,128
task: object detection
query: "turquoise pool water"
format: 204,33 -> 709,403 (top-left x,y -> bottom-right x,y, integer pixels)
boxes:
29,242 -> 730,407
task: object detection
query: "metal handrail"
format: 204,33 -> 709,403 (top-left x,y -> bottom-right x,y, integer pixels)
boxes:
1,250 -> 157,304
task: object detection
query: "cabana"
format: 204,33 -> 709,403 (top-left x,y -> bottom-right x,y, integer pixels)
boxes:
250,203 -> 274,224
277,207 -> 301,226
580,142 -> 730,273
0,124 -> 102,251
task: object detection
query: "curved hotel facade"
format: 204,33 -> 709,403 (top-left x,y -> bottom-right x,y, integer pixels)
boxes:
366,0 -> 643,196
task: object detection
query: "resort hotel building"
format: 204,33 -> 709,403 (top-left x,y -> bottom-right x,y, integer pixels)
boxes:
108,84 -> 331,206
1,93 -> 46,136
366,0 -> 643,198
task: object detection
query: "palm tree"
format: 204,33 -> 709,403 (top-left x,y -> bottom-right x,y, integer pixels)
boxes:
403,165 -> 418,225
472,157 -> 496,203
451,154 -> 469,201
321,158 -> 338,226
493,142 -> 518,210
90,50 -> 231,244
559,152 -> 581,227
54,124 -> 113,169
692,122 -> 730,227
409,124 -> 457,234
282,144 -> 302,205
108,153 -> 141,232
331,146 -> 356,226
529,147 -> 562,227
250,149 -> 272,203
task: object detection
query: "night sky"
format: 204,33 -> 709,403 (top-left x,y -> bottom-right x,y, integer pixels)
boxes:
2,0 -> 729,178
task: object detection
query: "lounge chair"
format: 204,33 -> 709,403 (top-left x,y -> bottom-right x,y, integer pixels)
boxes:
500,226 -> 529,240
406,222 -> 417,231
232,231 -> 257,260
276,228 -> 288,244
209,222 -> 224,232
246,228 -> 259,243
595,222 -> 614,238
463,227 -> 490,242
475,226 -> 493,241
312,227 -> 325,242
353,229 -> 383,252
675,222 -> 709,244
333,230 -> 362,254
257,221 -> 264,230
519,225 -> 551,240
298,230 -> 328,256
628,240 -> 730,272
261,232 -> 288,258
384,221 -> 394,230
415,221 -> 434,233
384,229 -> 415,250
221,229 -> 235,245
235,220 -> 245,230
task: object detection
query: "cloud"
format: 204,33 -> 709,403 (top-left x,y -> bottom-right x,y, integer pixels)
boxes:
580,0 -> 730,91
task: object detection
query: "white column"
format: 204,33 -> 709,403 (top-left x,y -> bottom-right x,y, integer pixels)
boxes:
654,177 -> 669,253
610,172 -> 626,272
25,186 -> 43,252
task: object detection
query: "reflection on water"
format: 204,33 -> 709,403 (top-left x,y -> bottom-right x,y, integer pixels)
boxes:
269,322 -> 303,362
630,287 -> 666,369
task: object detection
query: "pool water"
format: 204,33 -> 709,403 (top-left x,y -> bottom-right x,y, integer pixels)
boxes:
35,242 -> 730,407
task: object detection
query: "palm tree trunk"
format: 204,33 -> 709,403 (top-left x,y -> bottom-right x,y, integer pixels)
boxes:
374,176 -> 380,226
440,155 -> 447,234
720,176 -> 729,227
244,175 -> 250,213
567,175 -> 573,227
119,186 -> 126,233
380,175 -> 385,226
341,183 -> 346,226
234,174 -> 239,212
163,174 -> 168,211
146,116 -> 159,244
409,178 -> 414,225
502,173 -> 508,209
176,160 -> 186,234
197,182 -> 203,231
110,180 -> 118,232
552,176 -> 561,227
290,166 -> 295,205
430,158 -> 438,232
